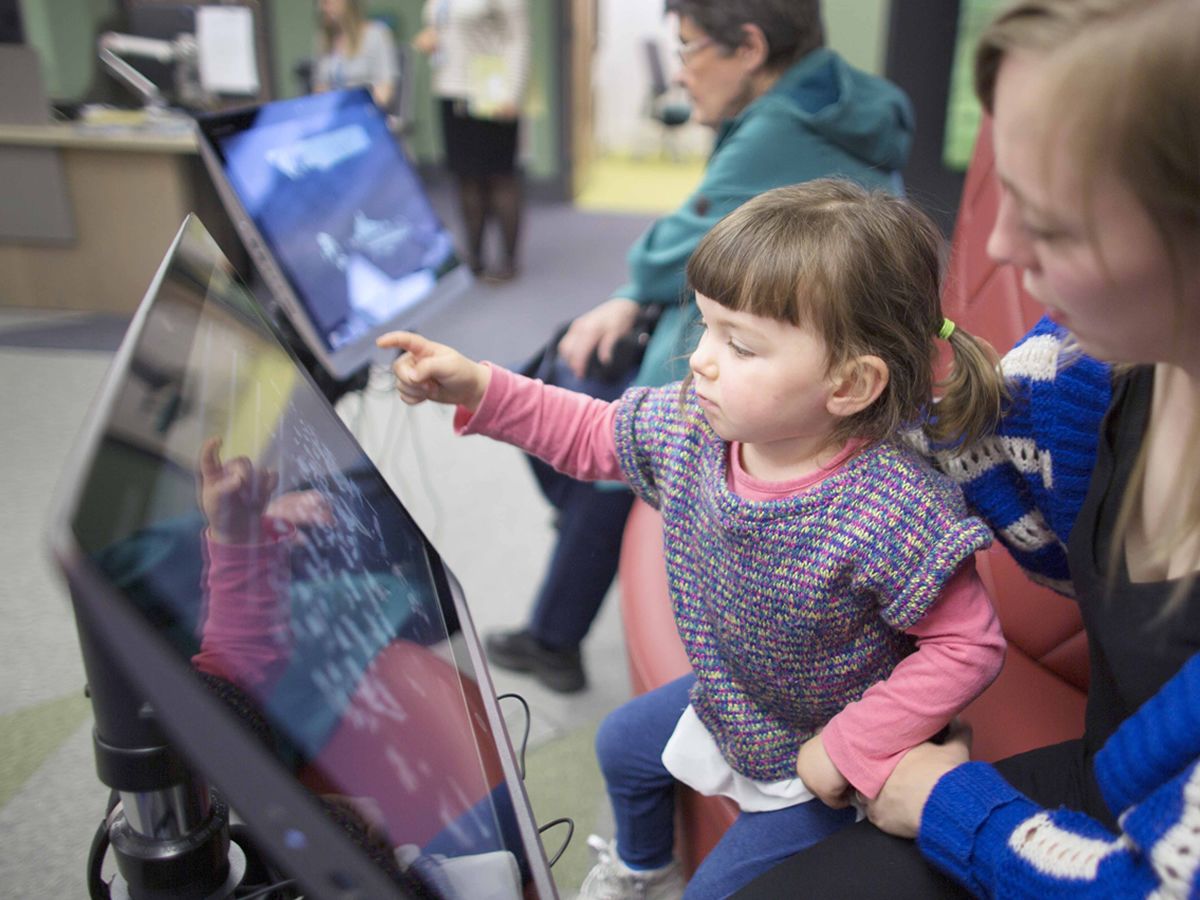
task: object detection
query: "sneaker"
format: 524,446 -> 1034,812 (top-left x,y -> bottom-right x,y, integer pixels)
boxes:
578,835 -> 685,900
484,628 -> 586,693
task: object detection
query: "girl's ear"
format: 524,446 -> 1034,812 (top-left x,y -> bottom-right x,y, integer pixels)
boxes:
827,356 -> 889,419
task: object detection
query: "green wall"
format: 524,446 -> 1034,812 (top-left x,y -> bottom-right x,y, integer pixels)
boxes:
19,0 -> 117,101
825,0 -> 891,75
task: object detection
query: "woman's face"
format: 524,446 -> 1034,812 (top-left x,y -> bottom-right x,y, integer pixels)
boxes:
988,51 -> 1199,367
319,0 -> 348,27
673,16 -> 759,127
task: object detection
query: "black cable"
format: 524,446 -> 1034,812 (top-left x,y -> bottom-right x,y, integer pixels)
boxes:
496,692 -> 531,780
537,816 -> 575,868
236,878 -> 297,900
86,815 -> 112,900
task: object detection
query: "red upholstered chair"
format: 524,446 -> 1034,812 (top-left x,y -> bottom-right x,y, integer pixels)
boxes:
617,117 -> 1089,875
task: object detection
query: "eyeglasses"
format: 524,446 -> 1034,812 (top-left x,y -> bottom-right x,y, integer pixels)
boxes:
676,36 -> 715,67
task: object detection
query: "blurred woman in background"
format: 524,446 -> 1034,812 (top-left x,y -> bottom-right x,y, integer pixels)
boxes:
413,0 -> 531,283
314,0 -> 398,111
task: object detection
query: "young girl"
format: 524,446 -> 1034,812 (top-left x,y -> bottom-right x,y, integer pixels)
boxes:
378,179 -> 1008,898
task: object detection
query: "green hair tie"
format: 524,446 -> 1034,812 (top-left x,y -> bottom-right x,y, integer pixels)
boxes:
938,318 -> 956,341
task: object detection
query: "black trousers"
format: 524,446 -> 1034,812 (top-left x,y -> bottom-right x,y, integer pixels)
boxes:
732,739 -> 1112,899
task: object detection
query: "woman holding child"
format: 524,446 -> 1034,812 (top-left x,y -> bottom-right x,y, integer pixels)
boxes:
738,0 -> 1200,896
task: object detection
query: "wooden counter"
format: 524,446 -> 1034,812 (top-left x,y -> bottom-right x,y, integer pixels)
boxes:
0,121 -> 245,314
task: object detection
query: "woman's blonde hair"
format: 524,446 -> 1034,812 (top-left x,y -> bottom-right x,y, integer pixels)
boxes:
318,0 -> 367,58
976,0 -> 1200,593
685,179 -> 1005,449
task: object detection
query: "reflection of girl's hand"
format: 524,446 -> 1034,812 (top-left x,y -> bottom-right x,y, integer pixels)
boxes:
199,436 -> 278,545
265,490 -> 333,530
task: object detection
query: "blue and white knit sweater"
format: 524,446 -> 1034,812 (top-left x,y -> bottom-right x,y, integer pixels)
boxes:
914,320 -> 1200,896
909,316 -> 1113,594
920,651 -> 1200,897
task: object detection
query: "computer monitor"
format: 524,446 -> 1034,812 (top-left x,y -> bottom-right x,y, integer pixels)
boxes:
195,88 -> 468,381
46,215 -> 556,899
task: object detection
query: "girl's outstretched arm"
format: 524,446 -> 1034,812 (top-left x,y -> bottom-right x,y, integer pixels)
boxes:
377,331 -> 491,411
379,332 -> 627,484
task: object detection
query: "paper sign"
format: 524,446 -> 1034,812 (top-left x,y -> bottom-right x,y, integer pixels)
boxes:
197,6 -> 260,95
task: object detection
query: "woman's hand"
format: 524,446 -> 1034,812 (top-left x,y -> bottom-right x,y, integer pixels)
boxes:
492,101 -> 520,121
376,331 -> 491,411
864,721 -> 972,839
796,732 -> 854,808
411,26 -> 438,56
199,437 -> 278,545
557,297 -> 641,379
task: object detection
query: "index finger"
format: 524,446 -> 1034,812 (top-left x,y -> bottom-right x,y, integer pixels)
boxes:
376,330 -> 426,353
200,436 -> 223,478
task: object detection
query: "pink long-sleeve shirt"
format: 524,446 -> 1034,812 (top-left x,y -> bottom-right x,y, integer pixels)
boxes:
458,364 -> 1005,797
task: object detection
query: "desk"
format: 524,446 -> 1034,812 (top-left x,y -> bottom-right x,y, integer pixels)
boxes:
0,122 -> 246,314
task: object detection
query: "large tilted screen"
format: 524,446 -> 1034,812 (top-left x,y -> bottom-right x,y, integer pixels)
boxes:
196,88 -> 468,380
48,216 -> 554,899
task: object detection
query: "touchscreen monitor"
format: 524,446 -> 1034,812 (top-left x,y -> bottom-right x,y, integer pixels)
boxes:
47,215 -> 555,899
195,88 -> 468,380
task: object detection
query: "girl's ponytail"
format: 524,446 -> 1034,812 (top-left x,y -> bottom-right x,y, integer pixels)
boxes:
925,321 -> 1007,447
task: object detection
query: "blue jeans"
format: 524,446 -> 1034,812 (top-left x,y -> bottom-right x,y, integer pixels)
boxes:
523,359 -> 635,650
595,675 -> 858,899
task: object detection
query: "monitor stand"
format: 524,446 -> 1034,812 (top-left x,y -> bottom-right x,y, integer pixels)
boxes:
76,599 -> 251,900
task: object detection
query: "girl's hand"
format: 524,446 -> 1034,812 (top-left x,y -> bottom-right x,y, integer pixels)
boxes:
199,436 -> 278,545
376,331 -> 491,411
796,732 -> 853,809
864,721 -> 972,839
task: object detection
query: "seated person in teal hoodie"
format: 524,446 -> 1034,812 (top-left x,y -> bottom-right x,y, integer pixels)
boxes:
485,0 -> 916,693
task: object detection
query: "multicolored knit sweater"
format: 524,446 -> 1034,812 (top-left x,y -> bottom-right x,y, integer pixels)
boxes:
613,384 -> 992,781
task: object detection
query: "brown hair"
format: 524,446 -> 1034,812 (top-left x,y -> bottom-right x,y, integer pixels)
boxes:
685,179 -> 1005,449
976,0 -> 1200,596
318,0 -> 367,58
